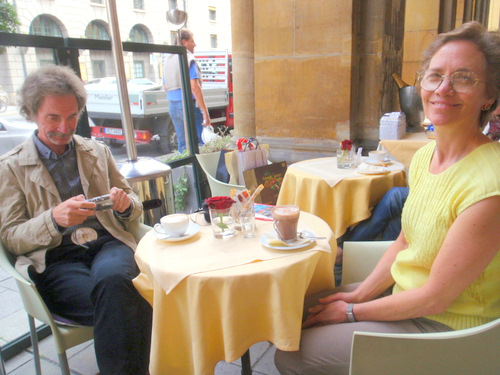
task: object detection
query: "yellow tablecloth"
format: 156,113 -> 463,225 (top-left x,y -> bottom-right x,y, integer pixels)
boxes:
133,212 -> 336,375
276,158 -> 407,238
379,132 -> 433,169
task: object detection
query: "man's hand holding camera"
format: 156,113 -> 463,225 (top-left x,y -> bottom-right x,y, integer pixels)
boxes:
108,187 -> 131,214
52,187 -> 131,228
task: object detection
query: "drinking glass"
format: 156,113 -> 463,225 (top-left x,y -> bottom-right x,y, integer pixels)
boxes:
337,148 -> 355,169
239,206 -> 256,238
209,207 -> 236,239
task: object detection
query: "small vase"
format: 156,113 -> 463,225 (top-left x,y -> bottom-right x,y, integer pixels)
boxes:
209,207 -> 236,239
337,148 -> 354,169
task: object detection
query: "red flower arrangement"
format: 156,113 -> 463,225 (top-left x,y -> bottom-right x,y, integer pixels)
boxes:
338,139 -> 354,167
205,196 -> 235,210
205,196 -> 235,232
340,139 -> 353,151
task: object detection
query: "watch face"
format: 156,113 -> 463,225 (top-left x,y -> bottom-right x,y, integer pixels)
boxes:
71,227 -> 98,247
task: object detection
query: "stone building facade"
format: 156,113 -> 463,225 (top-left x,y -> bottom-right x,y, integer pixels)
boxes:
0,0 -> 232,97
230,0 -> 499,161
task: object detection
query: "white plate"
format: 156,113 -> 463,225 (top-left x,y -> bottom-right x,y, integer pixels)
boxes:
364,158 -> 392,166
356,167 -> 390,175
260,231 -> 315,251
154,221 -> 200,242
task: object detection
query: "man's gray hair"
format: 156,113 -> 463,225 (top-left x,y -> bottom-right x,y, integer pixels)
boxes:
19,64 -> 87,121
178,28 -> 193,45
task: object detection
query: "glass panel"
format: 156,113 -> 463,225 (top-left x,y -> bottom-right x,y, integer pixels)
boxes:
209,7 -> 216,21
210,34 -> 217,48
133,61 -> 145,78
80,49 -> 176,160
133,0 -> 144,10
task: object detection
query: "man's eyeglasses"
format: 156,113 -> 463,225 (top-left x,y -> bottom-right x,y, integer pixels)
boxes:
419,70 -> 485,93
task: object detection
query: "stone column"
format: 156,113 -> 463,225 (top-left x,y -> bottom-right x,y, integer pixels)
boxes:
230,0 -> 256,137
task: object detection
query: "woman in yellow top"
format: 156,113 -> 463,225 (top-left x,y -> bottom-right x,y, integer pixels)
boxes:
275,21 -> 500,374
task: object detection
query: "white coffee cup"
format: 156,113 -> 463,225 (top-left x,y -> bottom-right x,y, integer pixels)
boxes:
154,213 -> 190,237
368,150 -> 388,162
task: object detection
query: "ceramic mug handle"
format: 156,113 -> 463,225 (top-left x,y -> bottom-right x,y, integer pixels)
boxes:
153,223 -> 165,235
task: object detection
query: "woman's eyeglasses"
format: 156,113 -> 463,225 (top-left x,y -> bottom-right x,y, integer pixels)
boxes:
419,70 -> 485,93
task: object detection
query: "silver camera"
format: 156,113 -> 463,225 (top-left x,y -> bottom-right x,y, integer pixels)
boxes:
86,194 -> 114,211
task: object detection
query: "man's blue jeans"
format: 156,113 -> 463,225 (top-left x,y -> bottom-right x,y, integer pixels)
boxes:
30,235 -> 152,375
169,99 -> 204,153
348,187 -> 409,241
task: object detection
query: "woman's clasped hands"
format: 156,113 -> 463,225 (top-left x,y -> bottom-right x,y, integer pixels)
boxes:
302,291 -> 359,328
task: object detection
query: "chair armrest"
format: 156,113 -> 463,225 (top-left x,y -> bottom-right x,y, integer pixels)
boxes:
127,220 -> 152,242
349,318 -> 500,375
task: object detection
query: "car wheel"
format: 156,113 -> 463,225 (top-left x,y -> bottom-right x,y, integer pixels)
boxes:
155,115 -> 177,154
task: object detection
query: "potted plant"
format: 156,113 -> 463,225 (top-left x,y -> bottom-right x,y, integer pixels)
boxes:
198,133 -> 234,154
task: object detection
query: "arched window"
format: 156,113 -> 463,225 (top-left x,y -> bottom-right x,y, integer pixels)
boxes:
85,21 -> 110,40
129,25 -> 149,43
29,15 -> 63,37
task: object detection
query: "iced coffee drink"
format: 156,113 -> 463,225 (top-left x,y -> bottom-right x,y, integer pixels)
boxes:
272,205 -> 300,241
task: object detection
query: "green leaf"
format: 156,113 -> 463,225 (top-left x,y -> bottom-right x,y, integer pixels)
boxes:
0,2 -> 21,33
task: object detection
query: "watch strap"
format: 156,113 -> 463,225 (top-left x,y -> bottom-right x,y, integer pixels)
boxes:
346,303 -> 357,323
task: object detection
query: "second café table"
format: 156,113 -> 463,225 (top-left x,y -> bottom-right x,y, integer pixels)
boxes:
132,211 -> 336,375
378,131 -> 432,169
276,157 -> 407,239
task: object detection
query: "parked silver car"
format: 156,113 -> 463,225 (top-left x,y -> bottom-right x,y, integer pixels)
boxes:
0,116 -> 37,155
85,77 -> 163,90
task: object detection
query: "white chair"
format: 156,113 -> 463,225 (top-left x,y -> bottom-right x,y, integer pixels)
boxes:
342,241 -> 500,375
0,221 -> 151,375
350,318 -> 500,374
196,151 -> 245,197
341,241 -> 393,285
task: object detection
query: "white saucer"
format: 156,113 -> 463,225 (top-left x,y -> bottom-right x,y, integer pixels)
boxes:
260,231 -> 315,251
154,221 -> 200,242
356,167 -> 390,175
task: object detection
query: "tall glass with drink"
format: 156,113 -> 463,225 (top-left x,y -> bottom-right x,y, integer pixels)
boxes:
271,205 -> 300,242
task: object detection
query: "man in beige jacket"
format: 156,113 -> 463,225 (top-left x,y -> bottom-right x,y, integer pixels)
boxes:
0,65 -> 151,375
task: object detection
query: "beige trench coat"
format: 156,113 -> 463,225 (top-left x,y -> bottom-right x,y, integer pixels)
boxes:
0,135 -> 142,279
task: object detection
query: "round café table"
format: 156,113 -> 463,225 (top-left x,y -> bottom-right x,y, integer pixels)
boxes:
276,157 -> 407,239
132,212 -> 336,375
378,132 -> 433,169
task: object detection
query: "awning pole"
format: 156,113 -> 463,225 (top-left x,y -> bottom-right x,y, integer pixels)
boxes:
105,0 -> 137,161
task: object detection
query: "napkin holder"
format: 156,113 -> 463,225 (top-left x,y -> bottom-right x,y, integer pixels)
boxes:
379,112 -> 406,140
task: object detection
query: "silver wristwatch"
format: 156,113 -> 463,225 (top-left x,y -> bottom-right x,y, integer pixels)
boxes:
346,303 -> 357,323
